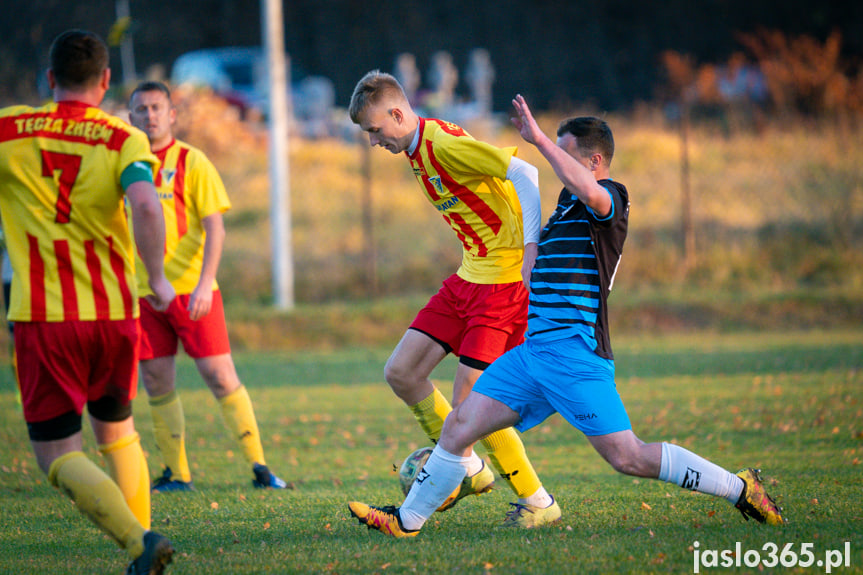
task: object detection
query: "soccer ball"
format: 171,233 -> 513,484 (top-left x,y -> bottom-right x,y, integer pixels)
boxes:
398,446 -> 434,496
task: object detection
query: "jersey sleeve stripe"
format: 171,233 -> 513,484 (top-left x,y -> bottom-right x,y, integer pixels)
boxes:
27,234 -> 46,322
85,240 -> 110,320
55,239 -> 79,321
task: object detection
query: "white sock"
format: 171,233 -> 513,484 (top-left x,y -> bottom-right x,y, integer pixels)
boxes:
659,442 -> 744,504
398,446 -> 470,530
520,486 -> 553,509
465,450 -> 484,477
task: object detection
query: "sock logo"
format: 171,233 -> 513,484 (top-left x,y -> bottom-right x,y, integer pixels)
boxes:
500,469 -> 520,481
416,469 -> 430,485
682,467 -> 701,490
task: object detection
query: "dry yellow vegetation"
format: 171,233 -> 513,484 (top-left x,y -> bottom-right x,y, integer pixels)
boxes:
167,89 -> 861,308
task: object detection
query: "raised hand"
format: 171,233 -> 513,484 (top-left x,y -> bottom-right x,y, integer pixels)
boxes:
511,94 -> 545,146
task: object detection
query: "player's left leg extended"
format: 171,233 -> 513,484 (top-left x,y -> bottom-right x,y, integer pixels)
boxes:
588,430 -> 785,525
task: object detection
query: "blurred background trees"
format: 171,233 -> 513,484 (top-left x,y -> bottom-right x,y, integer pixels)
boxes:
0,2 -> 860,321
2,0 -> 861,115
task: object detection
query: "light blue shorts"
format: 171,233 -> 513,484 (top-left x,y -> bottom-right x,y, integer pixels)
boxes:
473,336 -> 631,436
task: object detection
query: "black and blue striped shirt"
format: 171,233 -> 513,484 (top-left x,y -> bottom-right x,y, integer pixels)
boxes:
526,180 -> 629,359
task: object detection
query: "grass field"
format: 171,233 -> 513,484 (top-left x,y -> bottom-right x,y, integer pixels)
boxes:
0,328 -> 860,574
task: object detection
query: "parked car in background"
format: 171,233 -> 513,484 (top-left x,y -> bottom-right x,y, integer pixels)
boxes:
171,46 -> 335,134
171,47 -> 268,117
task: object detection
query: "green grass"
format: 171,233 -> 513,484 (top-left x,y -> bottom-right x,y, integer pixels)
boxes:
0,329 -> 861,574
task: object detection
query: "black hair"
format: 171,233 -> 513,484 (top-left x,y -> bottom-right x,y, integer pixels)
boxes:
557,116 -> 614,163
49,29 -> 108,90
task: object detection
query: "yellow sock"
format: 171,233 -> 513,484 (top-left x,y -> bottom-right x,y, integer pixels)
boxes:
99,432 -> 151,530
48,451 -> 146,559
149,390 -> 191,482
408,387 -> 452,444
481,427 -> 542,498
219,385 -> 265,465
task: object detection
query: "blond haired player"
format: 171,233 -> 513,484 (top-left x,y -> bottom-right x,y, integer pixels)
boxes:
348,70 -> 559,526
349,95 -> 785,538
0,30 -> 175,573
128,81 -> 287,491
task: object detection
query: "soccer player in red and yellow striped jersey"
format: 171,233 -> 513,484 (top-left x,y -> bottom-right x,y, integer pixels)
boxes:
0,30 -> 175,573
128,81 -> 287,492
347,93 -> 787,540
349,70 -> 560,525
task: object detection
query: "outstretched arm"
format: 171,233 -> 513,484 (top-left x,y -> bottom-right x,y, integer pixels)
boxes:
511,94 -> 611,217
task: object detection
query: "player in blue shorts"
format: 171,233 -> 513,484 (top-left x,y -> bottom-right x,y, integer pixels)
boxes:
349,94 -> 786,536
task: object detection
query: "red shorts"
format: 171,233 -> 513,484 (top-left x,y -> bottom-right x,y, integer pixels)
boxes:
410,274 -> 528,365
139,290 -> 231,360
15,319 -> 139,424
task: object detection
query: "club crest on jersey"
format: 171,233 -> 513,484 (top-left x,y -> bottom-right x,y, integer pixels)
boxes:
438,121 -> 467,137
160,169 -> 176,186
428,175 -> 444,194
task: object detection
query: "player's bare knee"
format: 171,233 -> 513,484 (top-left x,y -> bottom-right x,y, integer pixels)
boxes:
140,360 -> 175,396
440,406 -> 475,452
383,358 -> 415,395
141,375 -> 173,397
201,370 -> 240,398
439,425 -> 471,454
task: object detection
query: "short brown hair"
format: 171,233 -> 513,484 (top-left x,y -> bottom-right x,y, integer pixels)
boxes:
557,117 -> 615,165
49,29 -> 109,90
349,70 -> 408,123
129,80 -> 173,106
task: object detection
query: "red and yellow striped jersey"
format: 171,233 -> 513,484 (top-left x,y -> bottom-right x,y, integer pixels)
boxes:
134,139 -> 231,296
407,118 -> 524,284
0,101 -> 158,322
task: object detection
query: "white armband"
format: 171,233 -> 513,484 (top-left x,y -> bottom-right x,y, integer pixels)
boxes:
506,156 -> 541,245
